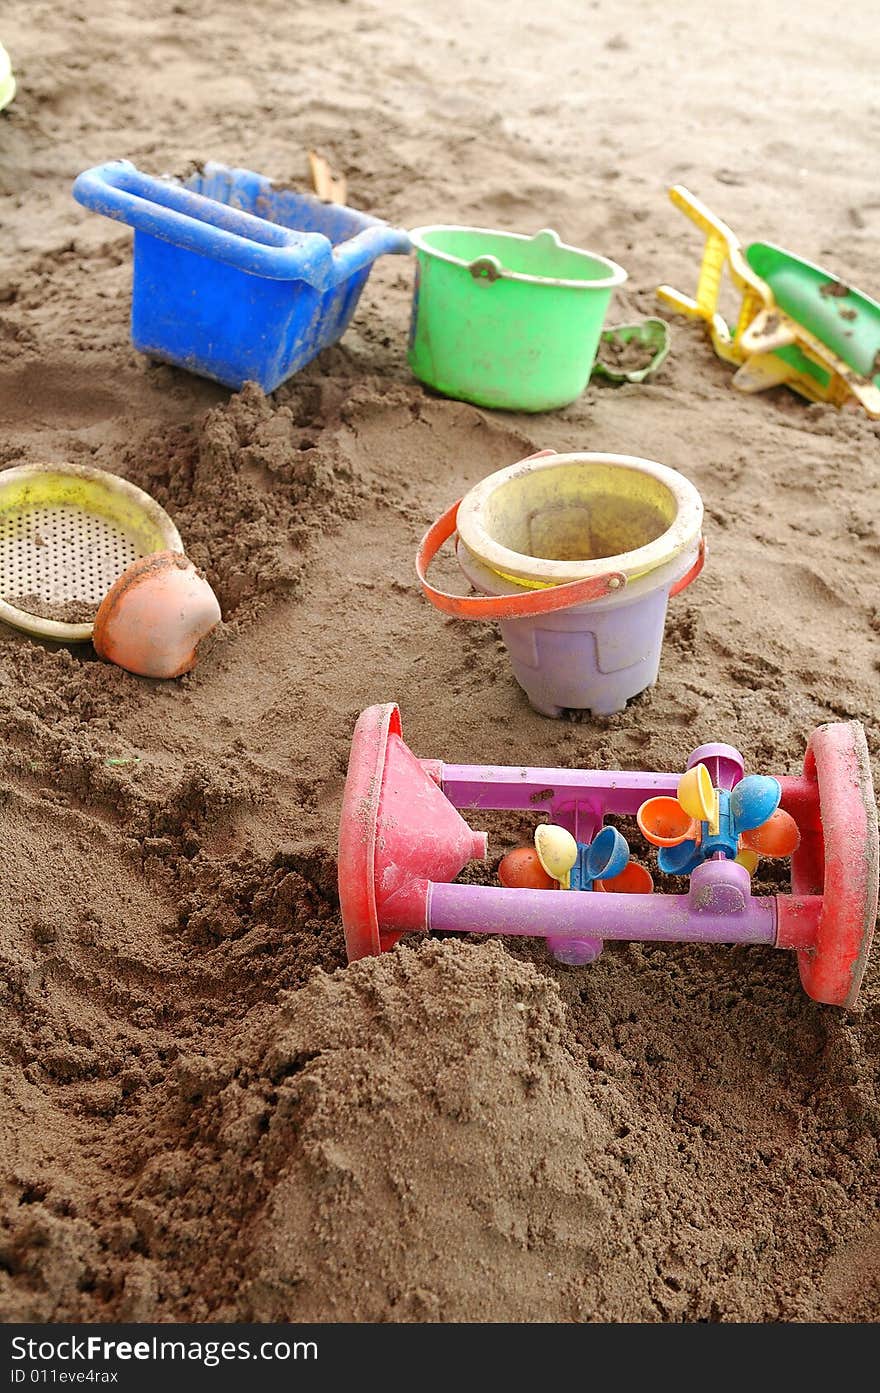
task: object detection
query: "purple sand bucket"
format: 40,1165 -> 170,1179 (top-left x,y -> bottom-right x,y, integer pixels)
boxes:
417,451 -> 705,718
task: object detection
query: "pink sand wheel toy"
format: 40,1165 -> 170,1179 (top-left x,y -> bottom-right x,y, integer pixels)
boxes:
338,705 -> 878,1008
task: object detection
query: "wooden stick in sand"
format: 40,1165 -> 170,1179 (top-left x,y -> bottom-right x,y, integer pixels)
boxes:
308,151 -> 347,205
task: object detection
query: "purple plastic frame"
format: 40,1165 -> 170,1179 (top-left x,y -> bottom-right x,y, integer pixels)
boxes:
421,743 -> 777,964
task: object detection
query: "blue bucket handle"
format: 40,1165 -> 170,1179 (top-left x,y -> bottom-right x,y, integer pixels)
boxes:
73,161 -> 411,290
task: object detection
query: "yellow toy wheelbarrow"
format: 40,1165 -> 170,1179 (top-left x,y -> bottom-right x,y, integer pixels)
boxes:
658,186 -> 880,418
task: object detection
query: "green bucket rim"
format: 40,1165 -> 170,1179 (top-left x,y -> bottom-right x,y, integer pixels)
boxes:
409,224 -> 627,291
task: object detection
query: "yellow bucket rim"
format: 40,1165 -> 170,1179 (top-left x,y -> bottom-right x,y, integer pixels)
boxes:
455,452 -> 703,588
0,461 -> 183,643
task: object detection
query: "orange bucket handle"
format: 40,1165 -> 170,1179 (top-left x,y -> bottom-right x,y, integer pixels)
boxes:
416,443 -> 705,621
668,536 -> 707,597
416,498 -> 628,621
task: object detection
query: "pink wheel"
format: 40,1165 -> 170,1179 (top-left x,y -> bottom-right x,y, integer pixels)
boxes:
336,704 -> 487,964
337,703 -> 403,961
788,722 -> 878,1008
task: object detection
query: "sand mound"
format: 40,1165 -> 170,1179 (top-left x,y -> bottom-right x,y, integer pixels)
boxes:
2,922 -> 879,1322
2,940 -> 693,1323
250,940 -> 645,1322
126,380 -> 369,627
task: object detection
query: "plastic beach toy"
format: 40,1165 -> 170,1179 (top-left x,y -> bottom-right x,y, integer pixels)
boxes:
417,449 -> 705,717
534,824 -> 579,889
0,462 -> 182,644
407,225 -> 626,411
338,704 -> 879,1008
658,185 -> 880,417
93,552 -> 221,679
593,318 -> 671,384
498,846 -> 554,891
72,160 -> 411,393
0,43 -> 15,113
638,761 -> 800,877
502,824 -> 641,902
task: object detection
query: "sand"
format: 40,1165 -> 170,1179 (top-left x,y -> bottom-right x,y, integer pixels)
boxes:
1,0 -> 879,1324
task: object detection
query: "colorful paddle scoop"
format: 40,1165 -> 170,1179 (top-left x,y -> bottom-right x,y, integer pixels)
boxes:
638,767 -> 799,875
500,823 -> 653,894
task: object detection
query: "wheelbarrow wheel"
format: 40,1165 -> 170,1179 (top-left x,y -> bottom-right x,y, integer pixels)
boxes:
337,702 -> 404,962
794,722 -> 878,1008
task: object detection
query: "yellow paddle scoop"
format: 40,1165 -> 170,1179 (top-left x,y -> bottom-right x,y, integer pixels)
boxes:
534,824 -> 579,890
678,763 -> 719,836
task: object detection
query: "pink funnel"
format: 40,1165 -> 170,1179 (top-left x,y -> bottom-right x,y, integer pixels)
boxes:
338,703 -> 487,960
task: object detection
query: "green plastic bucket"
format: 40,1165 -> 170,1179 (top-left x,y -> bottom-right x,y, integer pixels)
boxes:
407,226 -> 627,412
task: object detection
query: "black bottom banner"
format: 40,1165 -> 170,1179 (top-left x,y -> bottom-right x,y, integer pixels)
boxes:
0,1320 -> 861,1387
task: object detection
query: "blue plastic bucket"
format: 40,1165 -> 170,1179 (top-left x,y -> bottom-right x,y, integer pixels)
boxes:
72,161 -> 411,392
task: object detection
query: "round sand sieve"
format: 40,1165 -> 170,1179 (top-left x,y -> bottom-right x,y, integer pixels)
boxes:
0,462 -> 183,644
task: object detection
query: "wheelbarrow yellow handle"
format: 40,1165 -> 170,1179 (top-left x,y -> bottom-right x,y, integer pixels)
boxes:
739,307 -> 797,355
657,185 -> 773,364
656,285 -> 703,318
658,186 -> 743,329
667,184 -> 739,244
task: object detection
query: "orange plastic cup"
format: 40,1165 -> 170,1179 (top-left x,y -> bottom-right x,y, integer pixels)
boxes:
498,846 -> 555,890
740,808 -> 800,858
595,862 -> 654,894
637,796 -> 696,848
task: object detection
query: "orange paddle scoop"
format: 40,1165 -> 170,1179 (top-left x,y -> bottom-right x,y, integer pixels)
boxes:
637,796 -> 697,848
498,847 -> 555,890
740,808 -> 800,858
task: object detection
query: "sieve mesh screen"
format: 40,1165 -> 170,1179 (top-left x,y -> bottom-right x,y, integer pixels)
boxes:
0,505 -> 140,609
